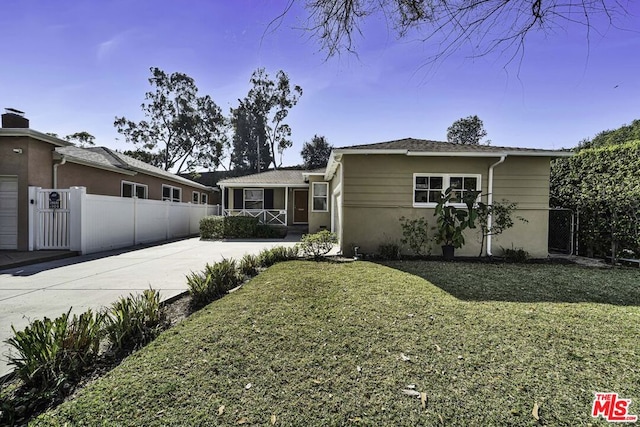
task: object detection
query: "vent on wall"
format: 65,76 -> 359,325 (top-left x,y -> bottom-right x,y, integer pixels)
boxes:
2,108 -> 29,128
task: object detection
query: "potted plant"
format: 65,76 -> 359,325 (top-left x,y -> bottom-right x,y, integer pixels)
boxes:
434,187 -> 479,260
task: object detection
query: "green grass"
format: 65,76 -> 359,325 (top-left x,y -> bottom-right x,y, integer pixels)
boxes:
34,261 -> 640,426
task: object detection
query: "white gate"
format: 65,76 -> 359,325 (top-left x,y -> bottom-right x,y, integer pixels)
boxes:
35,189 -> 71,249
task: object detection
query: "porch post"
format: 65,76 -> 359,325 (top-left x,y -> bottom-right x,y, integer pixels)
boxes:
220,185 -> 225,216
284,186 -> 288,226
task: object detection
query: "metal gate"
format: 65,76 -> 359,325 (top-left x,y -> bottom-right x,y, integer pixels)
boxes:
36,189 -> 71,250
548,208 -> 574,254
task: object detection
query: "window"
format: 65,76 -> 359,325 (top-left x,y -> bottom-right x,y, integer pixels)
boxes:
244,189 -> 263,210
201,193 -> 208,205
121,181 -> 148,199
312,182 -> 329,212
192,192 -> 200,204
162,185 -> 182,202
413,174 -> 480,207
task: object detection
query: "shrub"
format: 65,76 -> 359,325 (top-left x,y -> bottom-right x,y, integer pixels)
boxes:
200,216 -> 259,239
256,224 -> 287,239
399,216 -> 431,257
6,308 -> 103,390
239,254 -> 260,277
188,259 -> 242,309
104,289 -> 167,353
501,247 -> 530,263
378,242 -> 401,260
257,248 -> 278,268
299,230 -> 338,259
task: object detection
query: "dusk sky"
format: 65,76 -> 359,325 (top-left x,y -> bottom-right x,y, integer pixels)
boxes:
1,1 -> 639,168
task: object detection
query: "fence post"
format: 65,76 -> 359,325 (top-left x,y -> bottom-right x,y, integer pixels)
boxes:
69,187 -> 87,254
28,187 -> 39,251
133,196 -> 138,246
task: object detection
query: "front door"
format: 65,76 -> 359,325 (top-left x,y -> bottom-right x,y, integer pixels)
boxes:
293,189 -> 308,224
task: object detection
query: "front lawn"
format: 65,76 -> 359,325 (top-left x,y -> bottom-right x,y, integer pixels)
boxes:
35,261 -> 640,426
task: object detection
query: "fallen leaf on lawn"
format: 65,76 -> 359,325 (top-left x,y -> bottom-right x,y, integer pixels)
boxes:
349,417 -> 362,422
401,353 -> 411,362
271,414 -> 276,424
438,413 -> 444,424
218,405 -> 225,416
420,392 -> 428,410
532,402 -> 540,421
312,379 -> 323,384
406,384 -> 416,389
357,365 -> 362,372
457,355 -> 464,360
245,383 -> 252,390
407,313 -> 415,317
237,417 -> 249,424
402,389 -> 421,397
435,344 -> 441,352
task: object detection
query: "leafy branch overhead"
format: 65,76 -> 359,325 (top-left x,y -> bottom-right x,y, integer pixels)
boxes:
114,67 -> 228,173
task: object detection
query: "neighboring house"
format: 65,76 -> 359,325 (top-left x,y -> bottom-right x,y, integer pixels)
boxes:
0,109 -> 218,251
220,138 -> 572,257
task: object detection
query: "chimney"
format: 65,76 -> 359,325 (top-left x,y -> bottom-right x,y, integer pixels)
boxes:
2,108 -> 29,128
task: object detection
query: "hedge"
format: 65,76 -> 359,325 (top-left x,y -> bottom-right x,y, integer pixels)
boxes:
200,216 -> 285,239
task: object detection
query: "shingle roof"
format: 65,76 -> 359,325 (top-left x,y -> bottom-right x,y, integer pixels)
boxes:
54,146 -> 212,189
219,168 -> 326,186
337,138 -> 568,154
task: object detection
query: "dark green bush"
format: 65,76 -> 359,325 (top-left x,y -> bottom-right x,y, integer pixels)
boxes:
378,242 -> 401,260
6,308 -> 103,391
188,259 -> 242,309
104,289 -> 167,353
239,254 -> 260,277
501,247 -> 530,263
200,216 -> 285,239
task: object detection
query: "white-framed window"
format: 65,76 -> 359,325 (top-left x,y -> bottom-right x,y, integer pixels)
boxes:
312,182 -> 329,212
192,191 -> 200,204
413,173 -> 481,207
162,185 -> 182,202
201,193 -> 208,205
244,188 -> 263,210
121,181 -> 148,199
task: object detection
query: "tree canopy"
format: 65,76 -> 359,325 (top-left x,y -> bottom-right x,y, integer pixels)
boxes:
238,68 -> 303,170
114,67 -> 228,173
65,131 -> 96,148
229,99 -> 270,172
301,135 -> 333,169
295,0 -> 628,65
446,115 -> 488,145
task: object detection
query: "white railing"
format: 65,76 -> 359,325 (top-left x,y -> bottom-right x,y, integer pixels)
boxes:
224,209 -> 287,226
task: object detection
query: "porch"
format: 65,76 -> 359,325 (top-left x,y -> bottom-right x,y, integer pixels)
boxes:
223,186 -> 309,227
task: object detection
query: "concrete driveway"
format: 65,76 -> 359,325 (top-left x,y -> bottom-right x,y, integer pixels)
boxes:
0,237 -> 299,377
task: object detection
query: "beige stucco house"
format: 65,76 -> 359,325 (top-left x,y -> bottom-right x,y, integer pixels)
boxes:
220,138 -> 572,257
0,109 -> 218,251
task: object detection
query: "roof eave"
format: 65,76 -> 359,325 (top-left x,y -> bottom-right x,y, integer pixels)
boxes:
54,152 -> 138,176
0,128 -> 73,147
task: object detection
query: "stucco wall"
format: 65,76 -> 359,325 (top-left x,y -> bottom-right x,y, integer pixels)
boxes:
308,176 -> 331,233
338,154 -> 552,258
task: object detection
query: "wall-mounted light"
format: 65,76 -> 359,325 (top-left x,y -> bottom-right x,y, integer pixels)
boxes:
12,148 -> 23,154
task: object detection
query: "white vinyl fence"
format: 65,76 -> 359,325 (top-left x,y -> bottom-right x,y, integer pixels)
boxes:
30,186 -> 220,255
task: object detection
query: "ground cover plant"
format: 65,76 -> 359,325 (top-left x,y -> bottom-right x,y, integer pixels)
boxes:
35,261 -> 639,426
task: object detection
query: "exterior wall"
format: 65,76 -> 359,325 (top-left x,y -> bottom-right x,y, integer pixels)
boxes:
0,136 -> 56,249
308,176 -> 331,233
339,154 -> 552,258
56,162 -> 215,203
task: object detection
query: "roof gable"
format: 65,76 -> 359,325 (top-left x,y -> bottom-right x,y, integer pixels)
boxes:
218,168 -> 326,187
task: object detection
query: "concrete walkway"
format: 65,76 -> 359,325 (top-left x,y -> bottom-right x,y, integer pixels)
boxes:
0,236 -> 299,377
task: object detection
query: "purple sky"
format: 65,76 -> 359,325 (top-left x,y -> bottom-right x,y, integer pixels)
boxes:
1,1 -> 639,168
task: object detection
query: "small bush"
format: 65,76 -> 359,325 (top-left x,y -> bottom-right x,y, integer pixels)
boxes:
256,224 -> 287,239
257,248 -> 278,268
239,254 -> 260,277
299,230 -> 338,259
188,259 -> 242,309
6,308 -> 103,391
399,216 -> 431,257
104,289 -> 167,353
378,242 -> 401,260
501,247 -> 530,263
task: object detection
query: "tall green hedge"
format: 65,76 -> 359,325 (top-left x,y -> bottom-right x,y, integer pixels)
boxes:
550,140 -> 640,258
